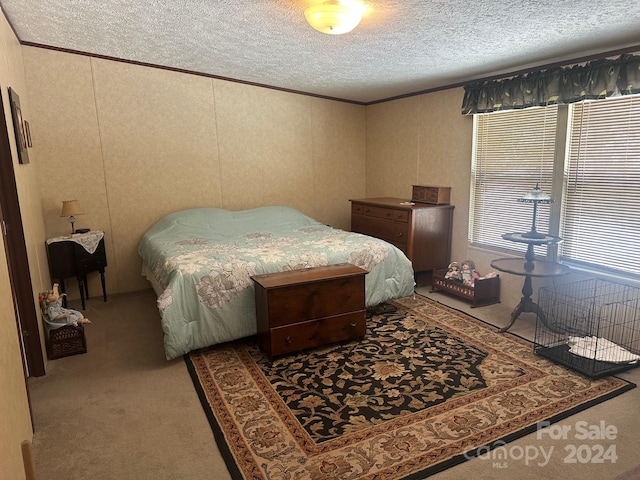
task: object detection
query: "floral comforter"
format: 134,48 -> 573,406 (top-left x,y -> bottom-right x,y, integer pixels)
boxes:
138,206 -> 415,359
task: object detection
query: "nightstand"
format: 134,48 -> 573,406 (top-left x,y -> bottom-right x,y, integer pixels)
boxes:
45,231 -> 107,310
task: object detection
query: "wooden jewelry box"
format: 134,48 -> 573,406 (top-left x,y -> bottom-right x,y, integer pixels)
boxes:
411,185 -> 451,205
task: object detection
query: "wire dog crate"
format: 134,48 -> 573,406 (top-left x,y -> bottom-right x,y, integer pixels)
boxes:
534,279 -> 640,378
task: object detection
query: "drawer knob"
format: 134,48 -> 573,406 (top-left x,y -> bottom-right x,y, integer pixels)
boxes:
396,232 -> 403,237
286,336 -> 292,344
386,212 -> 391,217
350,323 -> 357,327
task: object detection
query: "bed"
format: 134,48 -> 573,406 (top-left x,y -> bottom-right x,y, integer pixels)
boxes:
138,206 -> 415,359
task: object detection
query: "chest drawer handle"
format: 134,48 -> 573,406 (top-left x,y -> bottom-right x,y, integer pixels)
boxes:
396,232 -> 403,237
386,212 -> 391,217
285,336 -> 292,344
350,323 -> 357,327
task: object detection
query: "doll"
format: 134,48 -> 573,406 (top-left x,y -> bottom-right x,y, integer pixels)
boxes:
460,260 -> 480,287
39,283 -> 90,330
444,261 -> 462,281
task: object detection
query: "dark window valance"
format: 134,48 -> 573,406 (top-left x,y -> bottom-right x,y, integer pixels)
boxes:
461,53 -> 640,115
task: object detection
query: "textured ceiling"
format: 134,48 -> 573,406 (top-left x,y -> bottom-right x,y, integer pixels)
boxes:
2,0 -> 640,104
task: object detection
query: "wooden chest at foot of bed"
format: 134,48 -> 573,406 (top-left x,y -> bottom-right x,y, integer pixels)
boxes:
251,264 -> 367,360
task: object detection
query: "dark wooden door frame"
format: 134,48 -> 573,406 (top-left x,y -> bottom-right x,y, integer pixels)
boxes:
0,87 -> 45,377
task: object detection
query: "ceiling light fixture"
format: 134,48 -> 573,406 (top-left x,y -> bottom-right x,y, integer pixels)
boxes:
304,0 -> 365,35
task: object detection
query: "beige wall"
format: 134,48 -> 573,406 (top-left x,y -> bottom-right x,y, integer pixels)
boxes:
23,44 -> 528,307
0,13 -> 50,480
367,89 -> 474,261
366,89 -> 528,304
23,47 -> 367,295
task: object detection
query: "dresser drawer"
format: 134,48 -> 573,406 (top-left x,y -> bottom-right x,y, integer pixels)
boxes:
260,274 -> 364,327
351,203 -> 364,215
350,197 -> 454,276
360,205 -> 409,222
74,240 -> 107,271
268,311 -> 366,356
351,214 -> 409,245
252,264 -> 367,360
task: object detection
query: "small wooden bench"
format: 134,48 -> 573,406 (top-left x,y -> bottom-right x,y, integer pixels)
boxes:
251,263 -> 367,360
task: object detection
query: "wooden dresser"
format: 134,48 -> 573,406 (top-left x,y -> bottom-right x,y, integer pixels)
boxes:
251,264 -> 367,360
350,197 -> 454,277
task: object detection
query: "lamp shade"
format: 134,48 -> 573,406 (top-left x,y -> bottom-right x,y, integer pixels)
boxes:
60,200 -> 84,217
517,184 -> 554,239
518,184 -> 554,204
305,0 -> 364,35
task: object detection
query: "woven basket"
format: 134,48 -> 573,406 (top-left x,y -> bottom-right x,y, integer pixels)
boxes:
47,324 -> 87,359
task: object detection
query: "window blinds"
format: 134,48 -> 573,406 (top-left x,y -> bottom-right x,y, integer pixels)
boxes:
561,96 -> 640,274
471,106 -> 557,252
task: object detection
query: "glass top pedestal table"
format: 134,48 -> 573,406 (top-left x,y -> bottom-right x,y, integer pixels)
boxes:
490,233 -> 570,333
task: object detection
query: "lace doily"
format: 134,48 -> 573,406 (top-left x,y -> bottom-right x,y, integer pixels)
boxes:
46,231 -> 104,254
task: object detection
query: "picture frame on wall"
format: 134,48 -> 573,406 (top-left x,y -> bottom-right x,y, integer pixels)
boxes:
24,120 -> 32,147
8,87 -> 29,164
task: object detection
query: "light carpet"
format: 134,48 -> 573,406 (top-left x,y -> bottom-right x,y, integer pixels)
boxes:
185,295 -> 635,480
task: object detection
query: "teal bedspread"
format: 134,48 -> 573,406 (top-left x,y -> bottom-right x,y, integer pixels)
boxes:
138,206 -> 415,359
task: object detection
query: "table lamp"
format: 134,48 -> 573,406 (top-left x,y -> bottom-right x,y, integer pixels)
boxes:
60,200 -> 84,234
517,184 -> 554,239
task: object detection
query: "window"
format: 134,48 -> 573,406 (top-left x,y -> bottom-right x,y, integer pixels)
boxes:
562,95 -> 640,275
470,94 -> 640,277
470,106 -> 557,254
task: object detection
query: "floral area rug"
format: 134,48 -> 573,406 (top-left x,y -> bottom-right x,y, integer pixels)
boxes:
185,295 -> 634,480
